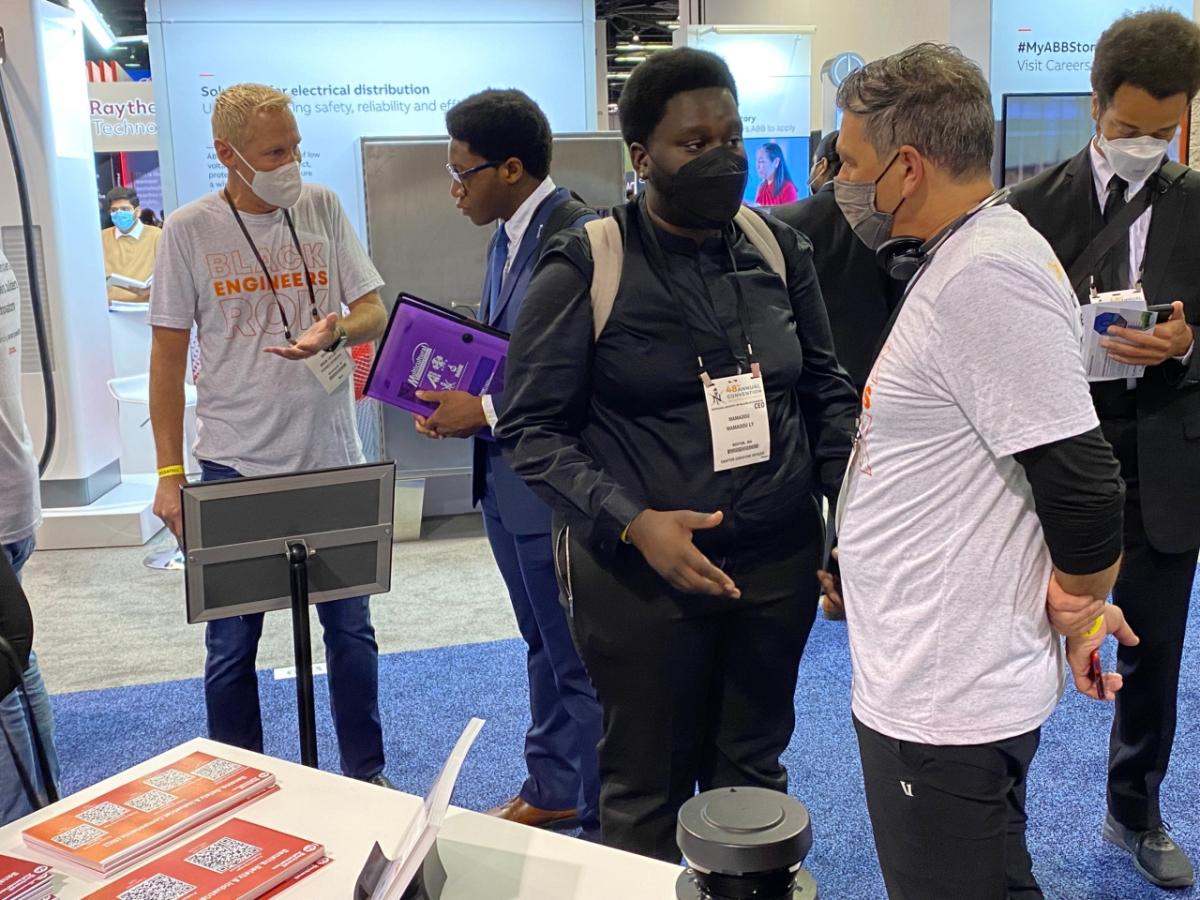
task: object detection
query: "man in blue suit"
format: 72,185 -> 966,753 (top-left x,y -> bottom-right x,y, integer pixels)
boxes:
414,89 -> 602,840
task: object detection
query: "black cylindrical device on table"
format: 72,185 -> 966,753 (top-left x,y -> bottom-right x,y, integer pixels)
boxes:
675,787 -> 817,900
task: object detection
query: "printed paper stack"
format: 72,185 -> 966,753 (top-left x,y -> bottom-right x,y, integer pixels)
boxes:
0,854 -> 53,900
83,820 -> 325,900
22,753 -> 276,875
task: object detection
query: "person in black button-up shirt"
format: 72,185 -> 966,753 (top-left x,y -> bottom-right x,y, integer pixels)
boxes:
496,48 -> 858,862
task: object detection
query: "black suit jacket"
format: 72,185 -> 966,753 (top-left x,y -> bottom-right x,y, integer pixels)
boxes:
1009,145 -> 1200,553
773,183 -> 904,391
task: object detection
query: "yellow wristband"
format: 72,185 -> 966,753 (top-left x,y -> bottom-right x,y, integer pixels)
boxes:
157,465 -> 185,478
1082,614 -> 1104,639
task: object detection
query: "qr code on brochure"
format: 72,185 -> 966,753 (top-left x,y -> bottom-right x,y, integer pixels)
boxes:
77,801 -> 130,827
144,769 -> 194,791
126,789 -> 179,813
192,759 -> 244,782
117,873 -> 197,900
184,836 -> 262,873
51,823 -> 107,850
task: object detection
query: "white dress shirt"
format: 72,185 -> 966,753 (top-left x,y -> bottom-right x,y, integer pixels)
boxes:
482,177 -> 558,428
1088,139 -> 1192,374
113,218 -> 146,241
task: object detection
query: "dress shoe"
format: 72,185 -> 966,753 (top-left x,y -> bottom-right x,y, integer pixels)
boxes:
364,773 -> 398,790
486,795 -> 578,829
1105,814 -> 1195,888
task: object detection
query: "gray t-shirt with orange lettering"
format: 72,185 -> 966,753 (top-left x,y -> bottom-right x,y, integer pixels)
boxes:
148,184 -> 383,475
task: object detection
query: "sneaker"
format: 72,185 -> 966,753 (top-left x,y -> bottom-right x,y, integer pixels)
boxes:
365,773 -> 398,790
1104,814 -> 1195,889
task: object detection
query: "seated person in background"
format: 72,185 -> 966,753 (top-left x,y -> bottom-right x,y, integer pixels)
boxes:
754,141 -> 799,205
102,186 -> 161,304
139,208 -> 161,228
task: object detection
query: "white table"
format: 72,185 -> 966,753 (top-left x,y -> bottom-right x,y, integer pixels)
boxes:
0,739 -> 681,899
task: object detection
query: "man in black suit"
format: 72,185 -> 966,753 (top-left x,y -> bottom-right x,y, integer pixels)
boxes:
775,131 -> 905,392
1010,11 -> 1200,890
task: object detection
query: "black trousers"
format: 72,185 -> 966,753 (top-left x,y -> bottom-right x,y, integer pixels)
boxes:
855,717 -> 1043,900
1101,414 -> 1199,830
562,518 -> 821,862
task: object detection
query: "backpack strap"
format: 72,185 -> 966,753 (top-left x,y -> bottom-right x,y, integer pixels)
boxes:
584,217 -> 623,340
734,206 -> 787,285
583,207 -> 788,341
538,196 -> 595,259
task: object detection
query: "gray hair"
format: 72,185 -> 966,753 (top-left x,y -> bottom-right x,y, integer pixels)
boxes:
837,43 -> 994,179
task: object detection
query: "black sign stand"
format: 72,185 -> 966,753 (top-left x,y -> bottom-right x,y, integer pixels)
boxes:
287,541 -> 319,768
180,462 -> 396,773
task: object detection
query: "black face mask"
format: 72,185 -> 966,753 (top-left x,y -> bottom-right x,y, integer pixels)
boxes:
646,144 -> 748,230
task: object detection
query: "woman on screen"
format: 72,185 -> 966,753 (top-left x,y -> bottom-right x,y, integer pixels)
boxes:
754,142 -> 799,205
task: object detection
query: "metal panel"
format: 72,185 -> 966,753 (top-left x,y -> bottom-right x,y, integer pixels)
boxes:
361,132 -> 626,494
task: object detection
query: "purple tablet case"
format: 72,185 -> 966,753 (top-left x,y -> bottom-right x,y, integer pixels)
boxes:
365,293 -> 509,441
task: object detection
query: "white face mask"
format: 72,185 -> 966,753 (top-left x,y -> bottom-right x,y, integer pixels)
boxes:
1097,133 -> 1170,185
231,144 -> 302,209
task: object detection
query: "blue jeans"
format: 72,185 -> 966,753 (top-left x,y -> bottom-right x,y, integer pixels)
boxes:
199,461 -> 385,779
0,535 -> 61,824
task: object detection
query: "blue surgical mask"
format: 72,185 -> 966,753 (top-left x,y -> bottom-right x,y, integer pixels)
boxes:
112,209 -> 137,233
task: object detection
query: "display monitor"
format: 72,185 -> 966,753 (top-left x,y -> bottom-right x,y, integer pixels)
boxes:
1001,92 -> 1185,187
745,136 -> 811,207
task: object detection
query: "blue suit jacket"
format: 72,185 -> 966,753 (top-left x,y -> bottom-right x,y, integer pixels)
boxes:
473,186 -> 595,536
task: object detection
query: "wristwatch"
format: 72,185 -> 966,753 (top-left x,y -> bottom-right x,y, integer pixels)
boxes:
325,323 -> 348,353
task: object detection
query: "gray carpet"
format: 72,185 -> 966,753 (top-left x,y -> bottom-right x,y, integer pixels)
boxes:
21,514 -> 519,694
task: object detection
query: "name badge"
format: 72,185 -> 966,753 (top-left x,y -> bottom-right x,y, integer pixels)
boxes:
305,349 -> 353,394
703,368 -> 770,472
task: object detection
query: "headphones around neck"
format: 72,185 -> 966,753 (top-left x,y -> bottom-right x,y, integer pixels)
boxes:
875,187 -> 1012,283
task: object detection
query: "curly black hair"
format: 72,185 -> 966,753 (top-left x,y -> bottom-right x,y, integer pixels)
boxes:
617,47 -> 738,147
1092,10 -> 1200,108
446,89 -> 552,179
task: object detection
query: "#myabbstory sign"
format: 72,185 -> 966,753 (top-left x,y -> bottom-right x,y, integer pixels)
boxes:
88,81 -> 158,152
989,0 -> 1192,115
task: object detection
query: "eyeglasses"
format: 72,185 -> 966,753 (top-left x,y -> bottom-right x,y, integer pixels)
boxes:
445,161 -> 502,191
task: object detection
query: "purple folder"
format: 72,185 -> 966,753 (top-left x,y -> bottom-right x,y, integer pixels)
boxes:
365,293 -> 509,440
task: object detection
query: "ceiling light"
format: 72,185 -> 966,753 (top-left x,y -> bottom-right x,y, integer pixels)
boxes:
614,55 -> 647,63
115,34 -> 150,44
67,0 -> 117,49
614,42 -> 671,52
607,72 -> 632,80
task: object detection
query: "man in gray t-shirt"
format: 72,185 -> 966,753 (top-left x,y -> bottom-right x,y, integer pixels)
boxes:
148,84 -> 391,784
826,46 -> 1136,899
0,249 -> 60,823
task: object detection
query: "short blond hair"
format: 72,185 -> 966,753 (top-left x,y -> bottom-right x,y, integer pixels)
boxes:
212,83 -> 292,147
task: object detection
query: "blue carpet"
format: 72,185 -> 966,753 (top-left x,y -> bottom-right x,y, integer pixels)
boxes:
50,597 -> 1199,900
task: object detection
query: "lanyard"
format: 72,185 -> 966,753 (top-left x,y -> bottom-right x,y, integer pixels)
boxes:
637,198 -> 759,385
223,189 -> 322,343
